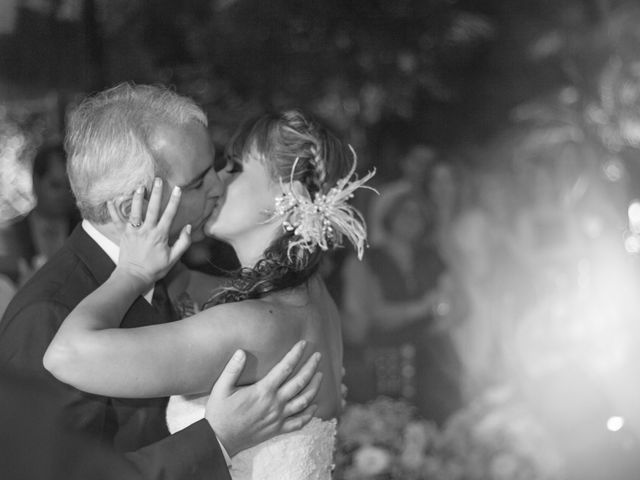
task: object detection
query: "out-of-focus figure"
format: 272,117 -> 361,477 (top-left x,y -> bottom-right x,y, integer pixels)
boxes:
428,157 -> 473,263
0,143 -> 80,285
448,166 -> 532,398
342,190 -> 463,425
368,144 -> 437,246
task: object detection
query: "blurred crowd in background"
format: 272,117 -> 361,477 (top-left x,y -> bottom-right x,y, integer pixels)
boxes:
4,0 -> 640,478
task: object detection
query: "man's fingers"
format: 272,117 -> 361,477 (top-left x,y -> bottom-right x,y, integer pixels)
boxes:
282,371 -> 322,417
279,404 -> 318,435
144,178 -> 163,225
210,350 -> 246,396
277,352 -> 321,401
169,224 -> 192,264
258,341 -> 307,390
158,186 -> 182,232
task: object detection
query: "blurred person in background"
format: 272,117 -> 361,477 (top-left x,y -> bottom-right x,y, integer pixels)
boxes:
513,155 -> 591,305
342,190 -> 464,425
368,143 -> 437,246
0,143 -> 80,286
448,166 -> 532,398
428,156 -> 474,266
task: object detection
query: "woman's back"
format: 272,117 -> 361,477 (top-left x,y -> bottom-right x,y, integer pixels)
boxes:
269,274 -> 342,419
167,273 -> 343,433
166,275 -> 342,480
226,273 -> 343,419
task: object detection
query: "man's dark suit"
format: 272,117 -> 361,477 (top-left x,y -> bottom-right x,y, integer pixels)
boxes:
0,225 -> 231,480
0,365 -> 207,480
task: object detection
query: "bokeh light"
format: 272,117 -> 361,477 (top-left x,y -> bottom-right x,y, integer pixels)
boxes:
608,416 -> 625,432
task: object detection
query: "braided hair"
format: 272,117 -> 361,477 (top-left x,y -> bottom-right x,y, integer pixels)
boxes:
204,109 -> 353,307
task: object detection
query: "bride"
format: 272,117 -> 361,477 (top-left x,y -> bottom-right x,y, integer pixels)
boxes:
44,109 -> 374,479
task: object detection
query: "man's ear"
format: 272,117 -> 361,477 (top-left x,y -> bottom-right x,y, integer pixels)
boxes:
112,195 -> 133,224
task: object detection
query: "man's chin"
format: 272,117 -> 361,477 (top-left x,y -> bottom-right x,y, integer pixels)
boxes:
189,229 -> 206,243
170,224 -> 206,244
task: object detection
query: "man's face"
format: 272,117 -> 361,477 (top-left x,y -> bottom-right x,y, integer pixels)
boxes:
150,121 -> 224,242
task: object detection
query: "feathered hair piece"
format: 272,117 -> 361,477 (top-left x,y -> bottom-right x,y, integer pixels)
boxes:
271,146 -> 377,260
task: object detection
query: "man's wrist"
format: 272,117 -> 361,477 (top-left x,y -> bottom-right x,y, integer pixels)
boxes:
216,436 -> 233,467
211,425 -> 242,458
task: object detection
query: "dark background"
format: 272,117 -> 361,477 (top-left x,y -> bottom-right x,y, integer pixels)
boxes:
1,0 -> 633,177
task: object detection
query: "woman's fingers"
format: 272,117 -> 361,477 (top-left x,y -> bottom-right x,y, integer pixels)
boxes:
169,224 -> 192,264
107,201 -> 122,226
123,178 -> 185,248
128,186 -> 145,228
157,186 -> 182,233
144,178 -> 164,226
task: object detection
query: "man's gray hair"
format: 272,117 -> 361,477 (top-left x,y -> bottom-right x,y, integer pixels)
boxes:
65,83 -> 208,223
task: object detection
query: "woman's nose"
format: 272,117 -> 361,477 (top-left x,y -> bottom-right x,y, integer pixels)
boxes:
206,169 -> 226,197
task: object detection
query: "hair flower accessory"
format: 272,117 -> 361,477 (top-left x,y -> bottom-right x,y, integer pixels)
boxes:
272,146 -> 377,260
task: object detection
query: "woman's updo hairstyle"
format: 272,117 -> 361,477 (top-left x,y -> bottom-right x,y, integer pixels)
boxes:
206,109 -> 353,306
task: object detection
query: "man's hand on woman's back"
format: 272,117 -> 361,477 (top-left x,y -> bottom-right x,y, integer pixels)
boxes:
204,340 -> 322,457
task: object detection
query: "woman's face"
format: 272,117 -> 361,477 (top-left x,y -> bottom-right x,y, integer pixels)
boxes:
204,151 -> 280,243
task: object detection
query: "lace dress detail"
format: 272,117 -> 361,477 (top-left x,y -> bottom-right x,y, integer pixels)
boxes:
166,395 -> 337,480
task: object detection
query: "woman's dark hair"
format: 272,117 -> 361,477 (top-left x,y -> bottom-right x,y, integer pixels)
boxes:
205,109 -> 353,307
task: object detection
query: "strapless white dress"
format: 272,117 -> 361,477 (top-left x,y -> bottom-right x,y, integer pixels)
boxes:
166,394 -> 337,480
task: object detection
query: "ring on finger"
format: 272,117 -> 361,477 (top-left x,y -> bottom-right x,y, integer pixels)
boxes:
130,221 -> 142,228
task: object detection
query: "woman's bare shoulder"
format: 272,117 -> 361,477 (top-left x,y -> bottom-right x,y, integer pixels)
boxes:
190,299 -> 303,383
192,298 -> 302,349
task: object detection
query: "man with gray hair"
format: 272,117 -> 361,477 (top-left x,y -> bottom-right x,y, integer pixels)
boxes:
0,83 -> 321,480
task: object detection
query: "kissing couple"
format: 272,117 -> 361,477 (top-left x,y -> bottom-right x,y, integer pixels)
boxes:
0,83 -> 375,480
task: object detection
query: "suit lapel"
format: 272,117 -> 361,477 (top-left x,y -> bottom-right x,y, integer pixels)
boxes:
65,225 -> 169,328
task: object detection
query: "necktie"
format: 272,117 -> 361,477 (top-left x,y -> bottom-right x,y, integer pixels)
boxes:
151,279 -> 178,323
